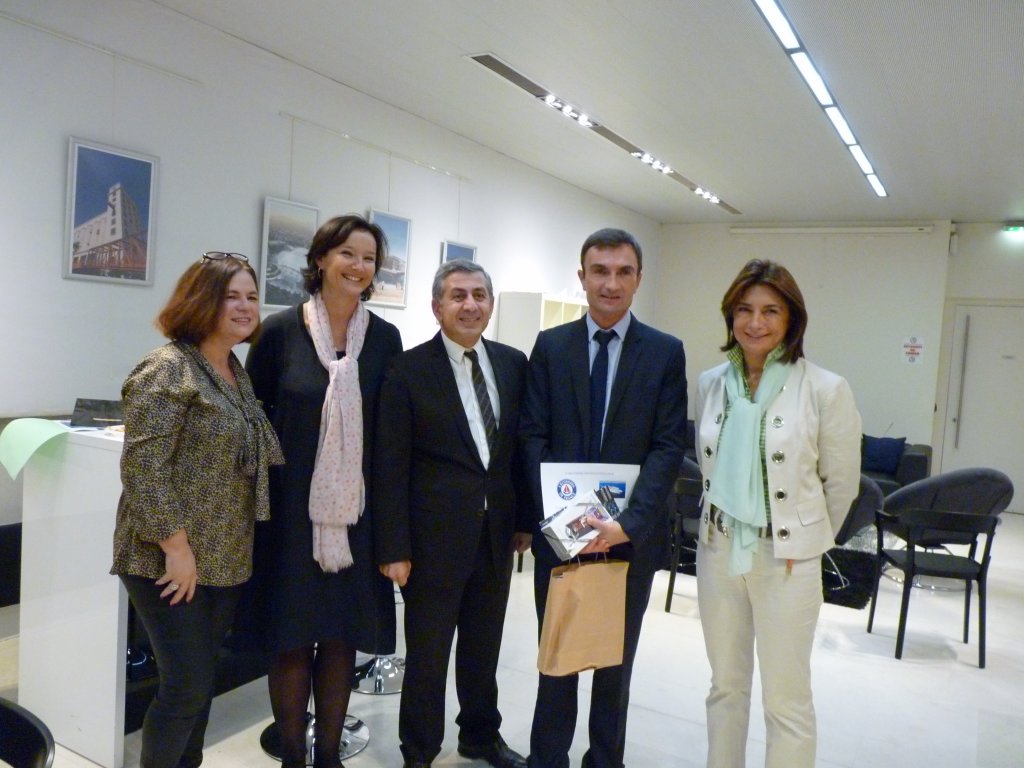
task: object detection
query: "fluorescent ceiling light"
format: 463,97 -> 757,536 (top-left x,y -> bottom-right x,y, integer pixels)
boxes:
753,0 -> 799,49
824,107 -> 855,145
849,145 -> 874,174
750,1 -> 886,200
790,52 -> 832,105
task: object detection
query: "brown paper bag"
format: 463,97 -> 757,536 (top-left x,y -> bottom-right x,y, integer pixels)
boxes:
537,559 -> 629,676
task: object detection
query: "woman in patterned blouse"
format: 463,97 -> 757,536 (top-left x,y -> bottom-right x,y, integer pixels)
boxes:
111,253 -> 283,768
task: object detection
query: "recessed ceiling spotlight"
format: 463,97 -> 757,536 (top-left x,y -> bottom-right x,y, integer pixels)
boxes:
630,151 -> 676,177
469,53 -> 742,214
694,187 -> 720,205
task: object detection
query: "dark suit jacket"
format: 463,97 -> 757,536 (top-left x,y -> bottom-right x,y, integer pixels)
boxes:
521,314 -> 687,574
374,332 -> 533,583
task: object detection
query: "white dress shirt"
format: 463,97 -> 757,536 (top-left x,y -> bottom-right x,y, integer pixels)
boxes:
585,311 -> 632,438
441,331 -> 500,469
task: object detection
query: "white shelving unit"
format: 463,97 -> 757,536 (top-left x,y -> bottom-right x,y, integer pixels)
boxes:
496,292 -> 587,355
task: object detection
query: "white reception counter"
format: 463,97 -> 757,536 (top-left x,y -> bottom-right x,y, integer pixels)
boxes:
19,428 -> 128,768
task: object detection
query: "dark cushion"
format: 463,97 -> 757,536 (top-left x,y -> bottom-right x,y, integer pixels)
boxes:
0,523 -> 21,608
861,435 -> 906,475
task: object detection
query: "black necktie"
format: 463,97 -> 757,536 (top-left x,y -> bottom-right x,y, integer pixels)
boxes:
464,349 -> 497,457
589,330 -> 616,461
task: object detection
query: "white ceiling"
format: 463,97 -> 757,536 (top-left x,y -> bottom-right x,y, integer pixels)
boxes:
152,0 -> 1024,225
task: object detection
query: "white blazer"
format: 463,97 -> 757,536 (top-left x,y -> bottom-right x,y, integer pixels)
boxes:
695,358 -> 862,561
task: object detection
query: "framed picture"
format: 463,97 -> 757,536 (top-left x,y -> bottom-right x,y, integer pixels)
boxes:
260,197 -> 319,310
64,137 -> 158,285
368,209 -> 411,308
441,240 -> 477,264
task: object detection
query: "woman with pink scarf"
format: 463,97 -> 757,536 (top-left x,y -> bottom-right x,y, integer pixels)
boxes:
247,215 -> 403,768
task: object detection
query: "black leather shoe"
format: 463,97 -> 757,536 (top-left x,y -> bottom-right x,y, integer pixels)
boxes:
402,761 -> 431,768
457,736 -> 527,768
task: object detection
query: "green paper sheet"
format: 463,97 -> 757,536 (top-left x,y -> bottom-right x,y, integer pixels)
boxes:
0,418 -> 70,479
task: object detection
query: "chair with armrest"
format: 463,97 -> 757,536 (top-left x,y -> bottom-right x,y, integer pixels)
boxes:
881,467 -> 1013,550
665,457 -> 703,612
866,507 -> 1001,667
823,474 -> 884,592
0,696 -> 55,768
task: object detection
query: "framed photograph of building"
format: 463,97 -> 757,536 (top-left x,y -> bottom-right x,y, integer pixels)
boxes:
441,240 -> 477,264
64,137 -> 158,285
260,197 -> 319,310
368,209 -> 411,308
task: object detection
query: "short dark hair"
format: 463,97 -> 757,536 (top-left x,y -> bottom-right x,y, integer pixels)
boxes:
432,259 -> 494,303
302,214 -> 387,300
720,259 -> 807,363
157,256 -> 260,344
579,228 -> 643,272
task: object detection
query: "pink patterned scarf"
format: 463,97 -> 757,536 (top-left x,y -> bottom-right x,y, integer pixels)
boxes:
306,293 -> 369,572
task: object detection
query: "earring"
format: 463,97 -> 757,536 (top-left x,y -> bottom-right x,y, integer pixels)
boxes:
318,267 -> 323,279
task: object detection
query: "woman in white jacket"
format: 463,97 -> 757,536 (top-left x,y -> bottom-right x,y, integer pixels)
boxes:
695,259 -> 861,768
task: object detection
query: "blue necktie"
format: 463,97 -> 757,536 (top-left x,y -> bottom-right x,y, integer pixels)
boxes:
589,330 -> 616,461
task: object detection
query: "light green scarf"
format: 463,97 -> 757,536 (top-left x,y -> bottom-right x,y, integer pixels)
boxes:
707,347 -> 790,575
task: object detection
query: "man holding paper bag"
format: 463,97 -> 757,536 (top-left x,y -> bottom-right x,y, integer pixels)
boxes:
521,228 -> 687,768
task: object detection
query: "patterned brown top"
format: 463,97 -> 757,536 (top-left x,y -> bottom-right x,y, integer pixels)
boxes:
111,342 -> 284,586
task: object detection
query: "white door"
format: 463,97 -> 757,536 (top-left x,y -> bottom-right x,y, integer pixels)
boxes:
941,304 -> 1024,510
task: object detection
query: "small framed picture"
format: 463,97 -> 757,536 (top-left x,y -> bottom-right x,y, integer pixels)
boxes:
64,137 -> 158,285
259,197 -> 319,310
441,240 -> 477,264
368,209 -> 411,308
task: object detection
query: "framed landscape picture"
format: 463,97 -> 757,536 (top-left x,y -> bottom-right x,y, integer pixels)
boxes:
260,197 -> 319,310
368,209 -> 411,308
441,240 -> 477,264
64,137 -> 158,285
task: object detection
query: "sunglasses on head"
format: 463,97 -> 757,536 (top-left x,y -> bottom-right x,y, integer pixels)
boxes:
201,251 -> 249,263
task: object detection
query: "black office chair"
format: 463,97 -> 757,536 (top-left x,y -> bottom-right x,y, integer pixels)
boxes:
0,696 -> 55,768
823,474 -> 884,593
867,507 -> 1000,667
665,458 -> 703,612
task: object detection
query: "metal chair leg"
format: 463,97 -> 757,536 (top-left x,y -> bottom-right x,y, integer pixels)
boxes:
260,713 -> 370,763
351,654 -> 405,694
822,550 -> 851,590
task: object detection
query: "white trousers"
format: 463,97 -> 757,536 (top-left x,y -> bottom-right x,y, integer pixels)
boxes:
696,534 -> 823,768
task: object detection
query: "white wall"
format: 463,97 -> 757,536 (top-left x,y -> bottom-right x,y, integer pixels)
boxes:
930,223 -> 1024,469
0,0 -> 665,524
0,0 -> 661,420
947,224 -> 1024,301
655,223 -> 952,444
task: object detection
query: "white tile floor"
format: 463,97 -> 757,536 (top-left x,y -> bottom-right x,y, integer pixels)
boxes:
5,513 -> 1024,768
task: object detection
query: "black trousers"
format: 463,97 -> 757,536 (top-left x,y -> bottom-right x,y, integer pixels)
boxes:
527,544 -> 656,768
398,520 -> 514,764
121,575 -> 242,768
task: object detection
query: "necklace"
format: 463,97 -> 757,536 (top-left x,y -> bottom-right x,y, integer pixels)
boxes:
745,369 -> 762,393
